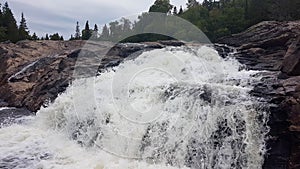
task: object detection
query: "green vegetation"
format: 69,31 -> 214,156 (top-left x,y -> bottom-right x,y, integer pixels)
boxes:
1,2 -> 19,42
0,2 -> 33,42
49,33 -> 64,41
31,32 -> 38,40
70,0 -> 300,42
18,13 -> 30,41
149,0 -> 173,13
0,1 -> 65,42
0,0 -> 299,43
179,0 -> 300,41
82,21 -> 92,40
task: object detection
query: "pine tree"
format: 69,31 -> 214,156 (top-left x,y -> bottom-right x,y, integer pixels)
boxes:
60,36 -> 64,41
82,21 -> 92,40
0,4 -> 2,26
93,24 -> 98,38
75,21 -> 80,39
121,17 -> 131,33
100,24 -> 109,40
18,12 -> 30,41
31,32 -> 38,40
149,0 -> 173,13
0,3 -> 6,41
2,2 -> 18,42
109,21 -> 121,40
45,34 -> 49,40
70,34 -> 74,40
49,33 -> 60,40
173,6 -> 178,15
178,6 -> 184,15
94,24 -> 98,33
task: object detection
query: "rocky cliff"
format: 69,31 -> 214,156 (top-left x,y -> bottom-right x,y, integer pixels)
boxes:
218,20 -> 300,169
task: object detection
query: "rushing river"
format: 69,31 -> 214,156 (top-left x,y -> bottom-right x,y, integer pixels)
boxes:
0,45 -> 268,169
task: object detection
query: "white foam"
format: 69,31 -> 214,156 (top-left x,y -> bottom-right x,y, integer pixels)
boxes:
0,46 -> 268,169
0,124 -> 188,169
0,107 -> 15,111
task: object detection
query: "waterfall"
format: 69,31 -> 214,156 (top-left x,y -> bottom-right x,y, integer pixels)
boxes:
0,45 -> 268,169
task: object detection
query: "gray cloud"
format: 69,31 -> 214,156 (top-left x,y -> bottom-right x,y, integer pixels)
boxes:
6,0 -> 193,39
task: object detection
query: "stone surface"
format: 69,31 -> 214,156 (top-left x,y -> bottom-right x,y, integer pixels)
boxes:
0,20 -> 299,168
0,40 -> 95,111
0,40 -> 182,112
218,20 -> 300,169
218,21 -> 300,47
281,37 -> 300,76
218,21 -> 300,72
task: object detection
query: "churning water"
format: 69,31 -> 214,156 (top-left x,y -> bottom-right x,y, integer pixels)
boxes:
0,45 -> 268,169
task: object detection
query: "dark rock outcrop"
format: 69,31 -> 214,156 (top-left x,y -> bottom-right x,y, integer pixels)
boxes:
0,20 -> 298,168
219,21 -> 300,71
281,37 -> 300,76
0,40 -> 90,112
218,20 -> 300,169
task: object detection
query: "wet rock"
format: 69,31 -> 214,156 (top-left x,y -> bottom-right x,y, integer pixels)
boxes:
0,100 -> 9,107
106,41 -> 166,58
218,21 -> 300,72
0,40 -> 111,111
0,40 -> 186,112
0,107 -> 33,126
199,85 -> 212,103
281,37 -> 300,76
213,44 -> 235,58
218,21 -> 299,47
157,40 -> 184,47
218,20 -> 300,169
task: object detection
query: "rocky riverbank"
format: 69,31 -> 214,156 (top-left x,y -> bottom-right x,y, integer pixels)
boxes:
218,20 -> 300,169
0,40 -> 178,113
0,20 -> 299,169
0,40 -> 185,126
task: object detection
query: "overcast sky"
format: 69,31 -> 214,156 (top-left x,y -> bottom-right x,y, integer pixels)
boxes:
6,0 -> 204,39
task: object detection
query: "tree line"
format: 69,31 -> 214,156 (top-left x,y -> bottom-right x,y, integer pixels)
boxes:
0,2 -> 30,42
70,0 -> 300,42
69,18 -> 133,42
0,0 -> 299,43
0,2 -> 64,43
146,0 -> 300,41
177,0 -> 300,40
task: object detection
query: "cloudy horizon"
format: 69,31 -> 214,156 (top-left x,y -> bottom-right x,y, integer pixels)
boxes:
6,0 -> 203,39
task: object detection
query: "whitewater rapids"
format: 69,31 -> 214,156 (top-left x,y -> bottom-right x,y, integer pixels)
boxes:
0,45 -> 268,169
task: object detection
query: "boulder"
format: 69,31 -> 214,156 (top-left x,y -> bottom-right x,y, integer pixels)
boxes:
218,21 -> 300,47
281,37 -> 300,76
